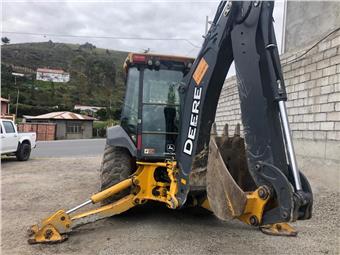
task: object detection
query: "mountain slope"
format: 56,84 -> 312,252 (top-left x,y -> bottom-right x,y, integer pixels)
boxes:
1,41 -> 128,117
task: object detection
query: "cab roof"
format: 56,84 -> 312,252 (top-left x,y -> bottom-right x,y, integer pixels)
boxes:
123,52 -> 194,72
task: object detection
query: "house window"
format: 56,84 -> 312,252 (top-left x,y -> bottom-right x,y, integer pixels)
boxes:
66,122 -> 82,133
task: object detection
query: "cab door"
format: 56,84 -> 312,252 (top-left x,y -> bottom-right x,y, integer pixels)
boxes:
140,68 -> 182,159
1,121 -> 18,153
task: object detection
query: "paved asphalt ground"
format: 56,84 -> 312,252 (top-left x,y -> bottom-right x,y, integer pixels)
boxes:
31,138 -> 106,158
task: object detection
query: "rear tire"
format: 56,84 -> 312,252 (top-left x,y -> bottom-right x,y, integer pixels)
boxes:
16,143 -> 31,161
99,144 -> 133,205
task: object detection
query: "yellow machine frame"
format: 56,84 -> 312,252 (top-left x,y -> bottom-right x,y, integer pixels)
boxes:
28,161 -> 179,244
28,160 -> 295,244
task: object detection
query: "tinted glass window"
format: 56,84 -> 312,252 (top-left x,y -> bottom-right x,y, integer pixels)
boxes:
143,69 -> 182,105
3,121 -> 15,133
142,105 -> 179,133
142,69 -> 182,135
121,67 -> 139,141
141,69 -> 183,158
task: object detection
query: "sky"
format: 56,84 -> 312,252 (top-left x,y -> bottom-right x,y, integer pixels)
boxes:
2,0 -> 285,59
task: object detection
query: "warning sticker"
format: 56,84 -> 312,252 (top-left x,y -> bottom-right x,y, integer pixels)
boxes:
193,58 -> 208,86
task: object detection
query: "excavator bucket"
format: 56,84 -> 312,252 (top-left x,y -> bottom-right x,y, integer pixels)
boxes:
205,123 -> 249,220
191,123 -> 257,220
198,123 -> 299,236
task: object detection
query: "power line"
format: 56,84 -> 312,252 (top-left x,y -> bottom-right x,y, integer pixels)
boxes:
3,31 -> 201,48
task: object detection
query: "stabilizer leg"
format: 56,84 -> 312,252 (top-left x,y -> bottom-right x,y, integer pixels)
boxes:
28,179 -> 135,244
260,223 -> 298,237
28,161 -> 179,244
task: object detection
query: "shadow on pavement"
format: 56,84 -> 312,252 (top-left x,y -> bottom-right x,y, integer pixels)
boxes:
1,157 -> 18,164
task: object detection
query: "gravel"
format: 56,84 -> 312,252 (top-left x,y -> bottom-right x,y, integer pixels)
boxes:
1,156 -> 339,255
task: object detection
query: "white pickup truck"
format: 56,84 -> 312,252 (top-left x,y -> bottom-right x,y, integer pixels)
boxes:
1,119 -> 36,161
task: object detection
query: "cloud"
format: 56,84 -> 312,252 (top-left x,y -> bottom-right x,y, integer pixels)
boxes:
2,0 -> 284,58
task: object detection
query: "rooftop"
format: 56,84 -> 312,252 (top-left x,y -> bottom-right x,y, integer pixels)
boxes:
1,97 -> 10,103
74,105 -> 104,110
37,68 -> 68,74
25,111 -> 96,121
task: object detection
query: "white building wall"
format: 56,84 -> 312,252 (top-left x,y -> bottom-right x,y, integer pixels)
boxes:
36,71 -> 70,83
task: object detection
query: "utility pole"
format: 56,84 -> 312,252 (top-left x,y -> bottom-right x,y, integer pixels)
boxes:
12,72 -> 24,118
15,76 -> 20,117
205,16 -> 209,35
281,0 -> 288,54
204,16 -> 213,37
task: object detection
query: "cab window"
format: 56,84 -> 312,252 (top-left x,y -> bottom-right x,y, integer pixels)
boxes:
121,67 -> 139,141
3,121 -> 15,133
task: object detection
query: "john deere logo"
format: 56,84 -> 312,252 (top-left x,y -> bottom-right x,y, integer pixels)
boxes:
183,86 -> 202,155
167,144 -> 175,153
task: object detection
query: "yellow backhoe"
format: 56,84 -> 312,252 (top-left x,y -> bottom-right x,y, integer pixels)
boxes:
28,1 -> 313,244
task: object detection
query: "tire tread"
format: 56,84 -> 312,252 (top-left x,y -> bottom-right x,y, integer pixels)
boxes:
99,145 -> 133,205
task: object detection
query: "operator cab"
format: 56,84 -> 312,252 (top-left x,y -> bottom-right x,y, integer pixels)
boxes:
121,53 -> 194,160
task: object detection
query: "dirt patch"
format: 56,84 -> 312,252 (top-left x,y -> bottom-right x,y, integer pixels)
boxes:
1,157 -> 339,255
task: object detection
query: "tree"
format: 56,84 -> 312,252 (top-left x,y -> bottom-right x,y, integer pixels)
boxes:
1,37 -> 10,45
96,108 -> 108,121
79,42 -> 96,50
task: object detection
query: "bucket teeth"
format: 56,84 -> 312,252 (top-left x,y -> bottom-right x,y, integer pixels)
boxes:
210,122 -> 217,136
234,123 -> 240,137
223,123 -> 229,138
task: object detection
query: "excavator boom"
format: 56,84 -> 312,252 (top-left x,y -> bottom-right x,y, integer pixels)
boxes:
175,0 -> 312,223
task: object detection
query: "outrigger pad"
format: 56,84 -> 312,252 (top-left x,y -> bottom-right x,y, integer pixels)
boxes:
260,223 -> 298,237
206,135 -> 247,220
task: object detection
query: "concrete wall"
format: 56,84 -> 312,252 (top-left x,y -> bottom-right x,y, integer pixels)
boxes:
285,1 -> 340,52
215,30 -> 340,165
55,120 -> 93,140
56,120 -> 67,139
83,121 -> 93,139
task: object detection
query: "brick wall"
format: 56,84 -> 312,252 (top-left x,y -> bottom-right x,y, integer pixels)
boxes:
215,30 -> 340,161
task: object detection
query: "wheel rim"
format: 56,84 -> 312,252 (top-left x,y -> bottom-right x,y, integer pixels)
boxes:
23,146 -> 30,159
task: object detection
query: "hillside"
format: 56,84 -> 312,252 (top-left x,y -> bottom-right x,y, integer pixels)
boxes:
1,41 -> 128,118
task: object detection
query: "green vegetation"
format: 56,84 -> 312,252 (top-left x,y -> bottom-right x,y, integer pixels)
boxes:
93,120 -> 120,137
1,37 -> 10,44
1,41 -> 128,119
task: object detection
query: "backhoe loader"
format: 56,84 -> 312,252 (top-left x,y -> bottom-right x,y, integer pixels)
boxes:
28,1 -> 313,244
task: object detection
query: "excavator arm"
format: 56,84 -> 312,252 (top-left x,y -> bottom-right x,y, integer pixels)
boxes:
175,1 -> 312,224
